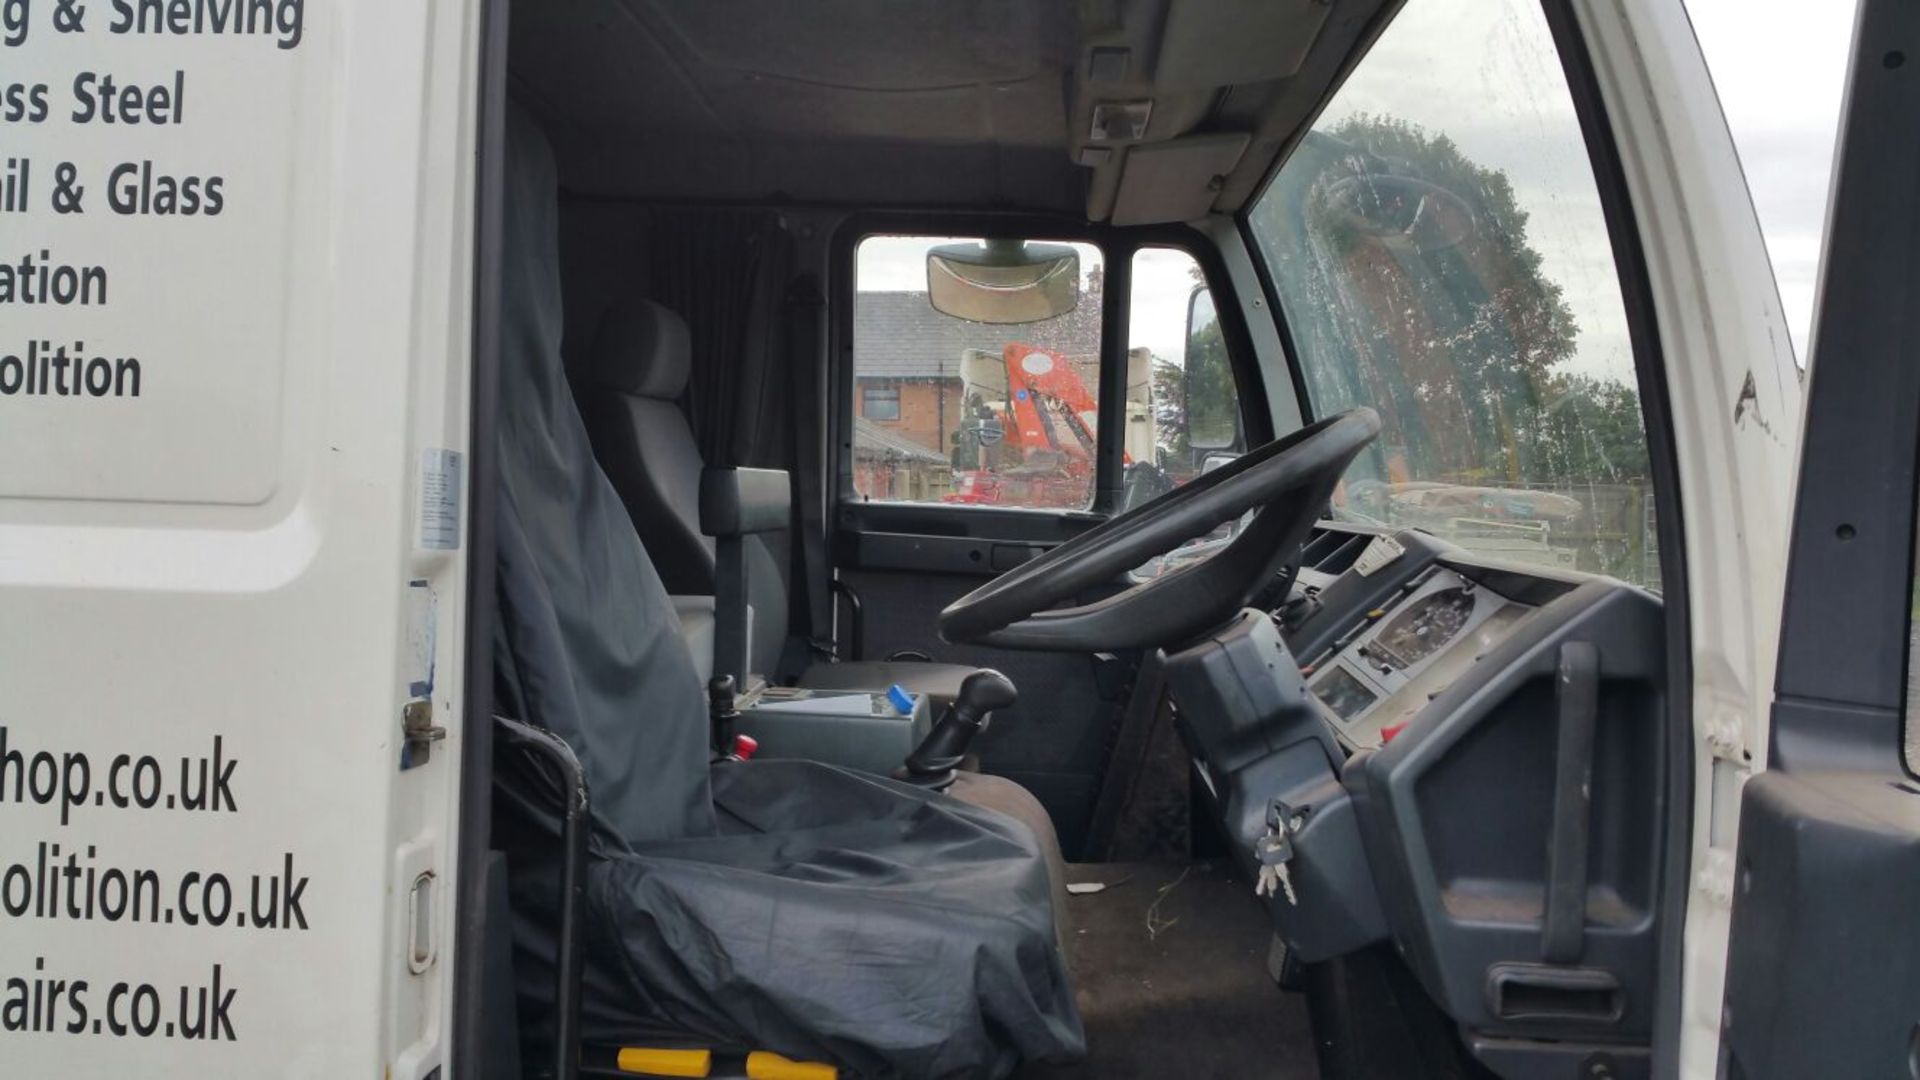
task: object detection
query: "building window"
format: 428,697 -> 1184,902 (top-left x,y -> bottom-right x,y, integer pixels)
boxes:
862,385 -> 902,422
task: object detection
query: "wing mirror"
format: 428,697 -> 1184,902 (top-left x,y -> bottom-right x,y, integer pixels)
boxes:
927,239 -> 1080,324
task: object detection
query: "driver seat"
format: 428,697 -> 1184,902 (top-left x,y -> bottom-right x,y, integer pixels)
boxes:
492,101 -> 1084,1077
581,297 -> 978,703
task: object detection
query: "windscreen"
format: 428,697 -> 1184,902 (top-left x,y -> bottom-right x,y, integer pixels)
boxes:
1246,0 -> 1658,588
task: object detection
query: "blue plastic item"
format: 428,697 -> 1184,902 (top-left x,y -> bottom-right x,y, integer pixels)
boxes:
886,684 -> 915,716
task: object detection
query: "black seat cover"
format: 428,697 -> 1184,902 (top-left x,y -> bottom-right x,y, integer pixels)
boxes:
493,101 -> 1083,1077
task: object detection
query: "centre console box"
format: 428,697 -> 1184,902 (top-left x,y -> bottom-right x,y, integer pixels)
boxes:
734,685 -> 932,777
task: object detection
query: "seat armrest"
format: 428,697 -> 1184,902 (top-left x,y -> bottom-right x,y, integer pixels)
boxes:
702,468 -> 786,682
700,467 -> 790,536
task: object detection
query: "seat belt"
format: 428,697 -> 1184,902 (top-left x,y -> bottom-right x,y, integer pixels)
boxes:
783,275 -> 836,671
712,530 -> 751,688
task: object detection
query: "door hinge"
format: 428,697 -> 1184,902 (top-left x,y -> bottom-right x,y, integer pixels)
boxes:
1694,848 -> 1735,908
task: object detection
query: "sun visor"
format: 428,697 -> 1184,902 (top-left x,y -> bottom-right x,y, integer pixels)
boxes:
1109,133 -> 1250,226
1158,0 -> 1332,88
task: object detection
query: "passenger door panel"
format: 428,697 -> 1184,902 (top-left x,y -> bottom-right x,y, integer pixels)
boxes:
836,502 -> 1126,856
1349,582 -> 1668,1057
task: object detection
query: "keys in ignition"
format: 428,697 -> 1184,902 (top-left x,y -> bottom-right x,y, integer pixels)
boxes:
1255,799 -> 1303,906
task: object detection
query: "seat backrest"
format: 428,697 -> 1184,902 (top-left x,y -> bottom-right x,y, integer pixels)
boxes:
580,302 -> 715,595
583,301 -> 790,675
492,101 -> 716,843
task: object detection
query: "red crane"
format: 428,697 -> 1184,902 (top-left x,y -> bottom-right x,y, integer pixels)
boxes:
944,343 -> 1112,507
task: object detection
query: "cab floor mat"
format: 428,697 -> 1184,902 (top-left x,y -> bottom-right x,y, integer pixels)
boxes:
1019,860 -> 1319,1080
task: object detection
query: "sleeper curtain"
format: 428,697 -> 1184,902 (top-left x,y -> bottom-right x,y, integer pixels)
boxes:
641,209 -> 795,470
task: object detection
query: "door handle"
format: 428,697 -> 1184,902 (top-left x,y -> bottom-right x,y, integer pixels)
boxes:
1543,641 -> 1600,965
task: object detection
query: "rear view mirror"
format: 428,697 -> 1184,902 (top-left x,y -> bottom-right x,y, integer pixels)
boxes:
1183,286 -> 1239,450
927,239 -> 1080,324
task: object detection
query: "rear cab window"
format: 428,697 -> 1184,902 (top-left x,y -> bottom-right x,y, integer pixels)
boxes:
1247,0 -> 1658,587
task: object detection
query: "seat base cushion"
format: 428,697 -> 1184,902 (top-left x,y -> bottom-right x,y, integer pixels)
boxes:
948,770 -> 1072,943
554,760 -> 1085,1078
800,659 -> 976,706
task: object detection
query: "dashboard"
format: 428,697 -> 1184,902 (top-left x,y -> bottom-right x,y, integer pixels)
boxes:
1163,520 -> 1669,1062
1301,565 -> 1535,751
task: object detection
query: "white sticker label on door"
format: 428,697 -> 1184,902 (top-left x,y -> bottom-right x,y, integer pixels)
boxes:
419,448 -> 463,550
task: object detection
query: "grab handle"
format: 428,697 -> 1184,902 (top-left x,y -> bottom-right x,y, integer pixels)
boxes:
1542,641 -> 1599,965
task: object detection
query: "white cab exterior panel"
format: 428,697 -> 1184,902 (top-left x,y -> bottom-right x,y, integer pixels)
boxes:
0,1 -> 482,1074
1571,3 -> 1804,1074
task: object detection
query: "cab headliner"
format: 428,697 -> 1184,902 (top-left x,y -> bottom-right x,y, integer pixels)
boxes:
508,0 -> 1394,221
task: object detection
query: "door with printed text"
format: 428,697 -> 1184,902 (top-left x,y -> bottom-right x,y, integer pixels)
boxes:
0,1 -> 484,1075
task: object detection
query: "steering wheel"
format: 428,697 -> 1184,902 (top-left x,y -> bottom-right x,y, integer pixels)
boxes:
940,408 -> 1381,651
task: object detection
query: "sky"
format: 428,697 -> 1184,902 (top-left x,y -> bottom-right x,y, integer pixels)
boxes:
858,0 -> 1860,371
1304,0 -> 1639,382
1688,0 -> 1858,362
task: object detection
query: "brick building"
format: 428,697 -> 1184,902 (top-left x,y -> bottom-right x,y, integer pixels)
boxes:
852,290 -> 1103,463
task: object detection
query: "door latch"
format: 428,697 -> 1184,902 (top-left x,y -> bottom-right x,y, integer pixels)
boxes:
402,699 -> 447,768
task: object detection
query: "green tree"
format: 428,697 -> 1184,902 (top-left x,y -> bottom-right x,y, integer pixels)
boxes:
1153,356 -> 1189,464
1250,114 -> 1647,489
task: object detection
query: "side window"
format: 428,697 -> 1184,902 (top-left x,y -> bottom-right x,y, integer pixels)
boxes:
1125,248 -> 1248,578
1126,247 -> 1245,510
852,235 -> 1105,509
1246,0 -> 1659,588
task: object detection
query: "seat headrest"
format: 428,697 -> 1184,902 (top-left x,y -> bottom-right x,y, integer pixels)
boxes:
591,299 -> 691,400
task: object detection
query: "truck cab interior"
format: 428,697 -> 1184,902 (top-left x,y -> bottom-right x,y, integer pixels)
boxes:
474,1 -> 1686,1078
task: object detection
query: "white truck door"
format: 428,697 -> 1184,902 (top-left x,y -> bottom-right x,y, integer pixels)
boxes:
1719,2 -> 1920,1076
1,1 -> 484,1075
1559,3 -> 1804,1075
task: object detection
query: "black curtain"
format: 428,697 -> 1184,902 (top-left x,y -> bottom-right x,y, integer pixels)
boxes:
642,209 -> 795,469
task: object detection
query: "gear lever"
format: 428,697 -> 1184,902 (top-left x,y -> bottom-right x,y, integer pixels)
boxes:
708,674 -> 738,754
897,669 -> 1017,790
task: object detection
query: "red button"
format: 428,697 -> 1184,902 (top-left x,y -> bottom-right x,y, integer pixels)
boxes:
732,734 -> 760,760
1379,722 -> 1408,745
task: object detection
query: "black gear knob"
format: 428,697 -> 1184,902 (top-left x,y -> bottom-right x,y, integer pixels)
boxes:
707,674 -> 739,753
954,669 -> 1017,719
898,669 -> 1017,788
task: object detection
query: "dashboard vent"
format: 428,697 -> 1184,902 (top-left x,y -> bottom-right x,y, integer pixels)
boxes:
1300,529 -> 1374,575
